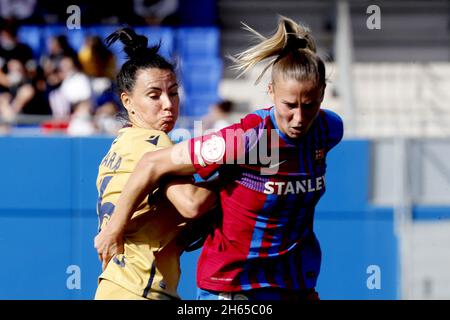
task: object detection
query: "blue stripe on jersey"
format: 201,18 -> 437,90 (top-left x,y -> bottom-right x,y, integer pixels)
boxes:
267,193 -> 300,257
274,256 -> 287,287
246,193 -> 278,258
299,235 -> 322,289
239,192 -> 278,290
252,108 -> 271,120
286,177 -> 319,245
288,250 -> 301,289
287,207 -> 311,246
256,267 -> 269,288
239,264 -> 252,291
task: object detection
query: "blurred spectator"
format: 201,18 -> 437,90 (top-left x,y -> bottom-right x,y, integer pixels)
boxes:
0,0 -> 37,23
93,99 -> 123,135
48,54 -> 96,135
133,0 -> 180,26
37,0 -> 76,24
56,54 -> 91,108
202,99 -> 234,131
40,35 -> 77,90
66,99 -> 96,136
0,19 -> 34,75
81,1 -> 135,25
78,35 -> 116,80
78,35 -> 122,135
0,58 -> 51,123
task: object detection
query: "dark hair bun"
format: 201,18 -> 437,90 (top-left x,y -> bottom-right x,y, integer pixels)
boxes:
105,27 -> 158,59
105,26 -> 175,95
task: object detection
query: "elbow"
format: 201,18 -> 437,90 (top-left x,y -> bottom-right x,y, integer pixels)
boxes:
181,193 -> 217,219
178,199 -> 202,219
180,204 -> 200,219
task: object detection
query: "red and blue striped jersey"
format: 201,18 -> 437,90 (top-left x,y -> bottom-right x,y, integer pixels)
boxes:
188,106 -> 344,292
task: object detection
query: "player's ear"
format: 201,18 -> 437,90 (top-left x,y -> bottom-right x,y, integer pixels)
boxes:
268,82 -> 275,102
120,91 -> 132,111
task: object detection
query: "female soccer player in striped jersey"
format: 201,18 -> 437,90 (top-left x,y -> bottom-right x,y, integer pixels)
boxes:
95,16 -> 343,301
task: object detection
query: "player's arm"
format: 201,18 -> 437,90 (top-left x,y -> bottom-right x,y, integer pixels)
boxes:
94,140 -> 196,269
94,116 -> 248,269
163,177 -> 217,219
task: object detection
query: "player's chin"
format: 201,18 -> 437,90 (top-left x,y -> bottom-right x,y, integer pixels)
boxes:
160,121 -> 175,133
288,127 -> 306,139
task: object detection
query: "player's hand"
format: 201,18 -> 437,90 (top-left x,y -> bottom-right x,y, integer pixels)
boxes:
94,226 -> 124,271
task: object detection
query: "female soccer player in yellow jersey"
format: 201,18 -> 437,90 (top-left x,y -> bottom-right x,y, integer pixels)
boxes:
94,28 -> 216,300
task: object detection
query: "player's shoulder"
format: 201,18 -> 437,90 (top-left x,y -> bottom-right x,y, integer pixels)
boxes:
240,107 -> 272,129
320,108 -> 344,149
320,109 -> 343,129
250,108 -> 272,120
125,127 -> 173,148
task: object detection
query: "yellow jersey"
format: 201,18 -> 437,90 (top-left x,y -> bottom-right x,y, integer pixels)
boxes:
96,126 -> 187,300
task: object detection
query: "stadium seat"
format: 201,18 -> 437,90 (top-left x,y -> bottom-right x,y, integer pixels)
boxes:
176,27 -> 220,59
134,26 -> 175,60
17,26 -> 42,58
180,58 -> 223,95
181,93 -> 220,117
42,25 -> 86,52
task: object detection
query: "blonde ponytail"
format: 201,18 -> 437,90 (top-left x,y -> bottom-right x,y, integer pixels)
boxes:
232,16 -> 324,84
232,16 -> 318,84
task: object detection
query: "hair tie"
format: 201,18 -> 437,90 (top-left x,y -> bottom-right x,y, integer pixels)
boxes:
274,35 -> 308,65
287,35 -> 307,50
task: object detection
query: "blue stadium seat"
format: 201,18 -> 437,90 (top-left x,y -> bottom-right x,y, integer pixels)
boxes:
134,27 -> 175,60
176,27 -> 220,59
66,29 -> 86,52
180,58 -> 223,96
16,25 -> 223,97
42,25 -> 86,52
17,26 -> 42,58
181,93 -> 220,117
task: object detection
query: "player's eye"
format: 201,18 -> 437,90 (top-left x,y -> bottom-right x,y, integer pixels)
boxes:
284,102 -> 297,109
301,103 -> 315,110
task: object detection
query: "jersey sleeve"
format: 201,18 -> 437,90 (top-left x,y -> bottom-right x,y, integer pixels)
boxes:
188,112 -> 265,180
323,109 -> 344,151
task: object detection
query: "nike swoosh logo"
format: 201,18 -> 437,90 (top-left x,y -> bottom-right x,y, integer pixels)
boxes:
267,160 -> 287,169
